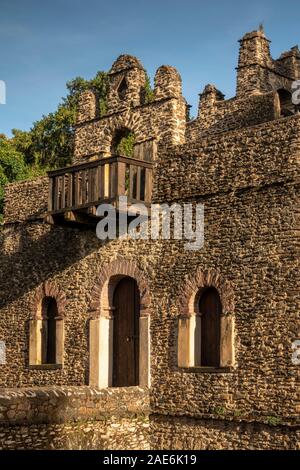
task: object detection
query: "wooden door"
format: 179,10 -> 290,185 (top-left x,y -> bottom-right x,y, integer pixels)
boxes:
199,287 -> 221,367
113,277 -> 140,387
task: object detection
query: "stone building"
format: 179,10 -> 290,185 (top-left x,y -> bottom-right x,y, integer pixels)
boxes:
0,29 -> 299,449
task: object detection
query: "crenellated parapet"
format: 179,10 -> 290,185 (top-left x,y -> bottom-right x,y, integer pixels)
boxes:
76,89 -> 98,124
154,65 -> 182,100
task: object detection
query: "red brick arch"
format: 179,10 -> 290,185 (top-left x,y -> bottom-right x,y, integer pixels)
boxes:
32,281 -> 67,320
89,259 -> 151,319
177,268 -> 235,317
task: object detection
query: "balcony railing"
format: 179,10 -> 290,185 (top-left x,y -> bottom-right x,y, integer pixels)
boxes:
47,155 -> 153,224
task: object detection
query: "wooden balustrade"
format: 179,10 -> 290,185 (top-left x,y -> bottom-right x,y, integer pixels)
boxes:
47,156 -> 153,220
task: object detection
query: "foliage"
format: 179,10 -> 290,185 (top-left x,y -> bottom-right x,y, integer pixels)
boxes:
11,71 -> 108,170
214,407 -> 226,416
266,416 -> 282,426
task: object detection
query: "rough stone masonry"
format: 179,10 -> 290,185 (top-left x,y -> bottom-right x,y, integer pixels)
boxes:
0,29 -> 299,449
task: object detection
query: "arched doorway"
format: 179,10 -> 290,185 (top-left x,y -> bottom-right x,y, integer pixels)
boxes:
199,287 -> 222,367
112,277 -> 140,387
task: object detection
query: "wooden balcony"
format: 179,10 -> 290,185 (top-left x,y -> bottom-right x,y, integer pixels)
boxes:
46,155 -> 153,226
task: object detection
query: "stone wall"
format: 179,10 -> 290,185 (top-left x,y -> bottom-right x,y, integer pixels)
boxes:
157,115 -> 300,202
0,386 -> 149,450
0,219 -> 163,387
1,32 -> 299,450
4,176 -> 48,224
1,115 -> 299,449
148,115 -> 300,444
74,98 -> 186,162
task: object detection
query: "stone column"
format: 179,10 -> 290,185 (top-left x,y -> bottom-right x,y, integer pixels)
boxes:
220,315 -> 235,367
178,315 -> 201,368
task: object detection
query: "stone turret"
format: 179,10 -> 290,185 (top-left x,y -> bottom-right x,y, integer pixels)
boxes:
236,29 -> 300,97
106,55 -> 147,113
198,84 -> 224,118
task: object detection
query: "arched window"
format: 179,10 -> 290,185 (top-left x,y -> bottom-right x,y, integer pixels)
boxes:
111,127 -> 135,157
199,287 -> 221,367
277,89 -> 295,117
42,297 -> 58,364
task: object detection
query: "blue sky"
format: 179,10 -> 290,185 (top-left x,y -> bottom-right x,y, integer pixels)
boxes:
0,0 -> 299,136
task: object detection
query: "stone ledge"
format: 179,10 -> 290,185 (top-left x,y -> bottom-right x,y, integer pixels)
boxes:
180,366 -> 234,374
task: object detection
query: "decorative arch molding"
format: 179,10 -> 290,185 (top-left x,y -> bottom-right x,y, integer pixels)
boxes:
177,268 -> 235,369
177,268 -> 235,318
32,281 -> 67,320
89,258 -> 151,388
89,258 -> 151,319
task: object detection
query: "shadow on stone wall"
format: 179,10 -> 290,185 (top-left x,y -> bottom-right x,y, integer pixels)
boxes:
0,223 -> 102,310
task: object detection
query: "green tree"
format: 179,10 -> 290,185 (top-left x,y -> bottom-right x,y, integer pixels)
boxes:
0,136 -> 29,221
116,132 -> 135,157
143,73 -> 154,104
